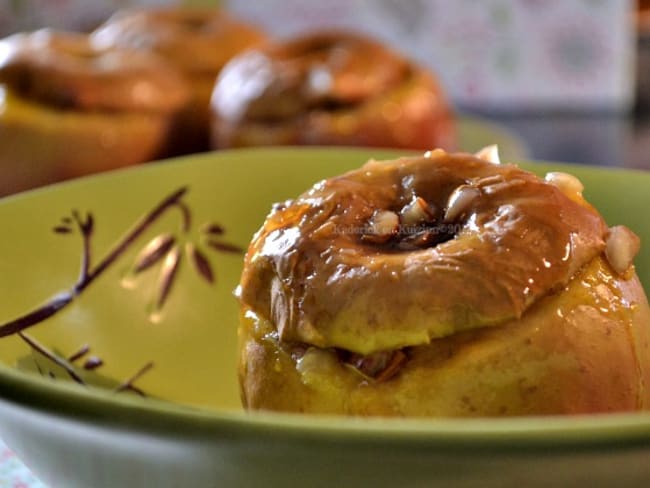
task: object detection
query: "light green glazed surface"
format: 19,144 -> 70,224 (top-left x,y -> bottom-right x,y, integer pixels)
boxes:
0,139 -> 649,487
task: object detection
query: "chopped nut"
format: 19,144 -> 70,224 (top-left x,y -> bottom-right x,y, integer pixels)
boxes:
545,172 -> 584,199
362,210 -> 399,243
311,220 -> 337,239
475,144 -> 501,164
481,178 -> 526,195
400,196 -> 436,226
444,185 -> 480,222
475,174 -> 505,187
605,225 -> 641,275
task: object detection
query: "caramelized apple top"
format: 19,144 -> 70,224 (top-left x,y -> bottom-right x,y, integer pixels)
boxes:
239,150 -> 608,354
0,30 -> 189,113
92,7 -> 266,76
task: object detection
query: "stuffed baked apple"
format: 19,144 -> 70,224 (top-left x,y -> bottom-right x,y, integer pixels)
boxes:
237,148 -> 650,416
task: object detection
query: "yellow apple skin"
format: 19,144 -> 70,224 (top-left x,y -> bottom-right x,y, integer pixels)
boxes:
239,256 -> 650,417
0,86 -> 175,196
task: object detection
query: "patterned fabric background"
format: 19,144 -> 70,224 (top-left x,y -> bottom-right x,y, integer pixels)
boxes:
228,0 -> 636,111
0,0 -> 637,110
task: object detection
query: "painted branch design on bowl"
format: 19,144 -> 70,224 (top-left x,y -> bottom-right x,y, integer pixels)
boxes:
124,221 -> 244,321
18,333 -> 153,396
0,186 -> 244,394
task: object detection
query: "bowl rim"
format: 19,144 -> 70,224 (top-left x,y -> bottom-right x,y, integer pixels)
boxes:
1,147 -> 650,453
1,360 -> 650,452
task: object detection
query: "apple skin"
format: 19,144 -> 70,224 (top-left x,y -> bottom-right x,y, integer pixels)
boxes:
0,86 -> 178,196
210,32 -> 455,152
213,69 -> 456,152
239,256 -> 650,417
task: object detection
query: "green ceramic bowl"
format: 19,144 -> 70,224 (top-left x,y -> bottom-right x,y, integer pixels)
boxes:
0,144 -> 649,488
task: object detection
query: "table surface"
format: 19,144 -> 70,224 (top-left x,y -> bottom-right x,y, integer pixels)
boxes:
0,440 -> 44,487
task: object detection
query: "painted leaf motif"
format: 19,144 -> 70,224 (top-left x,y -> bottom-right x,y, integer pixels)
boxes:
207,239 -> 244,254
133,233 -> 176,273
187,243 -> 215,284
83,356 -> 103,370
156,246 -> 182,310
1,187 -> 194,397
68,344 -> 90,362
53,225 -> 72,234
202,223 -> 225,236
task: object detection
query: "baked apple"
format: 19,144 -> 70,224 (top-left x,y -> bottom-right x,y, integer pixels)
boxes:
237,148 -> 650,416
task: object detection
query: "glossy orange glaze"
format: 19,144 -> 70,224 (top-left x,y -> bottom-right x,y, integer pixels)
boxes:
211,31 -> 455,150
239,151 -> 608,354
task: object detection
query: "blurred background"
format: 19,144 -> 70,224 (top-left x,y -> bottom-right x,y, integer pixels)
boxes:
0,0 -> 648,169
226,0 -> 644,168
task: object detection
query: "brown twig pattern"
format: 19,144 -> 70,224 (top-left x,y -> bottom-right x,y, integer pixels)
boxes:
0,186 -> 244,396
